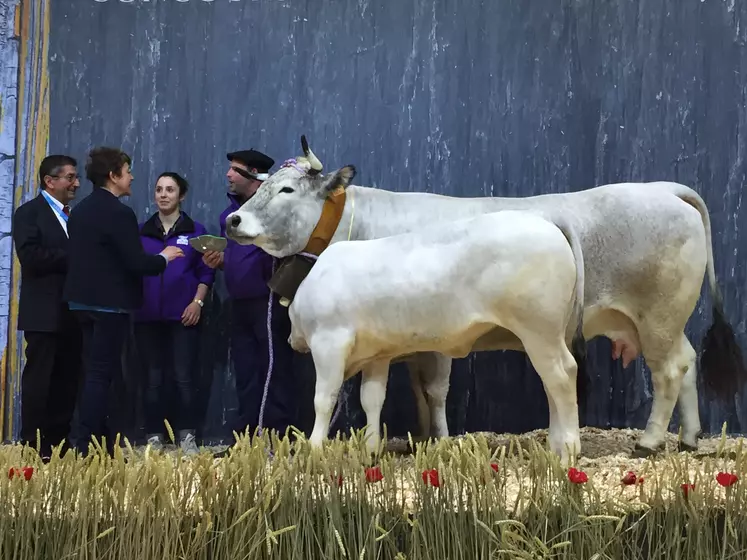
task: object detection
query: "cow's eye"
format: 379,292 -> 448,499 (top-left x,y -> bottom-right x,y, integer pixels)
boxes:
279,187 -> 295,194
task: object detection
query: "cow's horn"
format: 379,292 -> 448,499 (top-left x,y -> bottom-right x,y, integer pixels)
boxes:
300,134 -> 323,174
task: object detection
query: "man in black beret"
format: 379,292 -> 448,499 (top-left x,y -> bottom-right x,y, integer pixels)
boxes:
225,149 -> 274,183
203,148 -> 298,443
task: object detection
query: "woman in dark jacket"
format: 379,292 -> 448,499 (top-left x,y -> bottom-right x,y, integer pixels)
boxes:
64,147 -> 184,456
134,172 -> 215,454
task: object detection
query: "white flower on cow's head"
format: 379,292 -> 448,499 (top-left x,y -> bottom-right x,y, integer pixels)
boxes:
224,135 -> 356,258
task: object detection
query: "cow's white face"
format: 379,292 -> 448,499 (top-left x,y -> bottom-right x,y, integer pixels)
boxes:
225,159 -> 356,258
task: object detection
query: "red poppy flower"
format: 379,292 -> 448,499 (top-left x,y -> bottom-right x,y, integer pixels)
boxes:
8,467 -> 33,481
567,467 -> 588,484
621,471 -> 639,485
681,483 -> 695,496
490,463 -> 499,473
422,468 -> 440,487
365,466 -> 383,483
716,472 -> 739,487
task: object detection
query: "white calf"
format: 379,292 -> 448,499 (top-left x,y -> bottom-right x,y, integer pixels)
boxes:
288,210 -> 586,465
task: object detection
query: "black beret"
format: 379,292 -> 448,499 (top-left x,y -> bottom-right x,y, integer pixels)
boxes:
226,149 -> 275,173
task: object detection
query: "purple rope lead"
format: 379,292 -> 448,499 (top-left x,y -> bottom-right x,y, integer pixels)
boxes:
256,258 -> 278,437
255,252 -> 342,439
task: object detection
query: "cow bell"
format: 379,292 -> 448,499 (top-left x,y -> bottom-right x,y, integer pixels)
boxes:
267,254 -> 317,304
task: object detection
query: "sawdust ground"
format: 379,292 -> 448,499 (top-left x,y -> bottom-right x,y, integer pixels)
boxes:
380,427 -> 745,511
127,426 -> 744,466
384,426 -> 744,461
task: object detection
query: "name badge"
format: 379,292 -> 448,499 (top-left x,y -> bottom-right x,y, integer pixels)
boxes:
176,235 -> 190,246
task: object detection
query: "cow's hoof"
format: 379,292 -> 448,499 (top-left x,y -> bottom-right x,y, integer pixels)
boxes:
678,430 -> 702,453
632,443 -> 663,458
678,440 -> 699,453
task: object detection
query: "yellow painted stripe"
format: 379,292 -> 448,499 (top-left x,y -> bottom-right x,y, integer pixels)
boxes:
1,0 -> 51,441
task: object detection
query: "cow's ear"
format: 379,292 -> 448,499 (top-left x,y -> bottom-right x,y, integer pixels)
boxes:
320,165 -> 356,195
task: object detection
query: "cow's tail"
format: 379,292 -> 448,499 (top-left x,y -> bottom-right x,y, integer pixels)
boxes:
672,184 -> 747,400
553,217 -> 588,403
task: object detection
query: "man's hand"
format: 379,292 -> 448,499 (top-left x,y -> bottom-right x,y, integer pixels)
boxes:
203,250 -> 224,269
161,246 -> 185,262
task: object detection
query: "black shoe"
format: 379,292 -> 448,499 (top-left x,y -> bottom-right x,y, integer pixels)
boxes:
212,448 -> 228,459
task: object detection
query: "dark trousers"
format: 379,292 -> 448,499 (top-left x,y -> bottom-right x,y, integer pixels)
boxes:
231,295 -> 297,437
135,321 -> 199,435
20,313 -> 83,456
73,310 -> 130,454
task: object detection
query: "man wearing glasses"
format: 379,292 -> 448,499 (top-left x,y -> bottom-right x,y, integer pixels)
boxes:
12,155 -> 83,460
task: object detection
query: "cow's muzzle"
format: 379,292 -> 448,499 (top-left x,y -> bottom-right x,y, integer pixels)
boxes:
225,212 -> 261,245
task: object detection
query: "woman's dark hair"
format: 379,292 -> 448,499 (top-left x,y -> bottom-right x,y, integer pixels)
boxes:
157,171 -> 189,196
85,146 -> 132,188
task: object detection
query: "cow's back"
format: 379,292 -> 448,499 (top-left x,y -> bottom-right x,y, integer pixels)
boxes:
465,181 -> 708,341
375,181 -> 705,311
512,182 -> 707,312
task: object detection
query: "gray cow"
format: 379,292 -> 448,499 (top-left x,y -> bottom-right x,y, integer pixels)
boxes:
225,136 -> 747,457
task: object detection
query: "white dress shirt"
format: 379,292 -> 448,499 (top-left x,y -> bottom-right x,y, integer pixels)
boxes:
41,190 -> 69,237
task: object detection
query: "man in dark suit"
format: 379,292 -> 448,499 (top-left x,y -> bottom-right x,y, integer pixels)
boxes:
12,154 -> 83,459
64,146 -> 183,455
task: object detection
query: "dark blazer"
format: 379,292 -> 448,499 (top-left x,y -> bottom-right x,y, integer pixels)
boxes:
12,193 -> 71,332
63,187 -> 167,310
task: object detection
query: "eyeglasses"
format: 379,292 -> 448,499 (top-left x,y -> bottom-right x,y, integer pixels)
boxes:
50,173 -> 78,182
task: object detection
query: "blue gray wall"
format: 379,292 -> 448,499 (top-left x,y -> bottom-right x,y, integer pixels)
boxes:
45,0 -> 747,444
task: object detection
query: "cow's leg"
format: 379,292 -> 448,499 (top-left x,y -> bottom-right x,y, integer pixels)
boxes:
521,337 -> 581,466
635,332 -> 693,455
538,377 -> 562,456
627,229 -> 707,455
405,352 -> 450,439
360,360 -> 390,455
406,359 -> 431,439
676,337 -> 701,451
422,353 -> 451,439
308,333 -> 352,449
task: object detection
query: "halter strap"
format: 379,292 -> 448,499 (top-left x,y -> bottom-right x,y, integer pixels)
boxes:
302,186 -> 347,256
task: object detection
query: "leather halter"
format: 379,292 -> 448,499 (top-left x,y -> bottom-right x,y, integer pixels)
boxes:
302,186 -> 347,256
268,185 -> 348,306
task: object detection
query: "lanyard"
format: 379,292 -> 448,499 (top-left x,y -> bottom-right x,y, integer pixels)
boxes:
41,190 -> 69,223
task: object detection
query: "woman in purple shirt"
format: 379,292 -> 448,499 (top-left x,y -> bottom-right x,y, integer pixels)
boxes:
134,172 -> 215,454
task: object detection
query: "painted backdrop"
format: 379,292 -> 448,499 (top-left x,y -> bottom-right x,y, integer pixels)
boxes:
2,0 -> 747,444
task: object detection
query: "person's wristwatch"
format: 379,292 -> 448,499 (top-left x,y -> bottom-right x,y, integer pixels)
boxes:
193,299 -> 204,308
